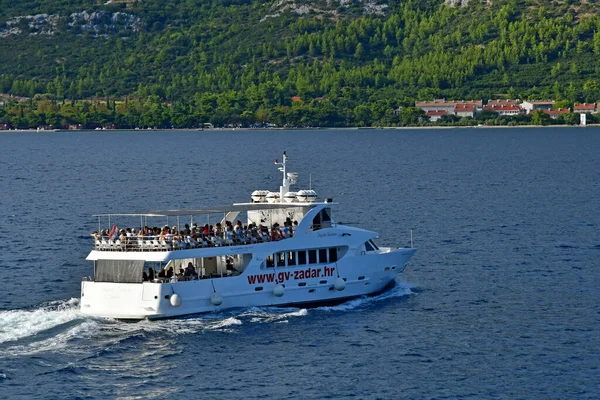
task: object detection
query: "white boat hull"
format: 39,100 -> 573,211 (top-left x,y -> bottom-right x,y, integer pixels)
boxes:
80,248 -> 415,320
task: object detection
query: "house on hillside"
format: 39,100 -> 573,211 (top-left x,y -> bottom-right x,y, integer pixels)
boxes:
544,108 -> 571,119
454,103 -> 475,118
0,123 -> 10,130
426,110 -> 448,122
573,103 -> 597,114
521,100 -> 555,114
486,99 -> 520,108
416,99 -> 483,115
291,96 -> 302,103
483,103 -> 521,116
68,124 -> 83,130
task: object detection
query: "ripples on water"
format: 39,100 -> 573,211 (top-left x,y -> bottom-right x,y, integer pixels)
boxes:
0,283 -> 414,399
1,128 -> 599,399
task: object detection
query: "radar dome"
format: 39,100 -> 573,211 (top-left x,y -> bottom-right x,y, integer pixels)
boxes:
283,191 -> 298,203
266,191 -> 280,203
296,189 -> 317,203
251,190 -> 269,203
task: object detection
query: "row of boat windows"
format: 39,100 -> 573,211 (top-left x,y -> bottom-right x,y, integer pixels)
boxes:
266,247 -> 340,268
264,240 -> 378,268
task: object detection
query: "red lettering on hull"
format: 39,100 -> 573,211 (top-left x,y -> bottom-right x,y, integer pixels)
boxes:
247,266 -> 336,285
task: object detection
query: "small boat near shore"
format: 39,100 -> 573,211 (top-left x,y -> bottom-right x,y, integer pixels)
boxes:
80,152 -> 416,319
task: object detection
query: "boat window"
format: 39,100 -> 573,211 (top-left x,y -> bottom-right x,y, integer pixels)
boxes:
287,251 -> 296,266
277,252 -> 286,267
329,247 -> 338,262
364,241 -> 375,252
312,213 -> 321,231
318,248 -> 327,263
369,240 -> 379,250
298,251 -> 307,265
308,249 -> 317,264
322,208 -> 331,222
95,260 -> 144,283
266,254 -> 274,268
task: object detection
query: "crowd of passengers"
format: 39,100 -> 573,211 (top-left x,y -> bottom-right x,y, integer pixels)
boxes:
143,262 -> 201,282
92,219 -> 298,249
142,260 -> 237,282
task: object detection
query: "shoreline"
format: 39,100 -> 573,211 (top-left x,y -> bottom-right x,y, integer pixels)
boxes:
1,124 -> 599,133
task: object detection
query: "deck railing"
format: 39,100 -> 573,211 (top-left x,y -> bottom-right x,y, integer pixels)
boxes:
93,230 -> 293,252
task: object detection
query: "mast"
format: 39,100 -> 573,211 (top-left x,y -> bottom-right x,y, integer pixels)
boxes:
277,151 -> 289,201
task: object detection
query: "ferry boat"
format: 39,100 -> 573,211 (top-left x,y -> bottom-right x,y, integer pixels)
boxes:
80,153 -> 416,320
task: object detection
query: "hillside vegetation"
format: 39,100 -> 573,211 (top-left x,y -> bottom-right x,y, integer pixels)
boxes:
1,0 -> 600,127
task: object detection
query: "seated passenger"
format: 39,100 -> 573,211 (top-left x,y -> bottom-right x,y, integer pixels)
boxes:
184,262 -> 198,279
158,268 -> 166,278
166,267 -> 174,278
119,229 -> 127,247
148,268 -> 155,281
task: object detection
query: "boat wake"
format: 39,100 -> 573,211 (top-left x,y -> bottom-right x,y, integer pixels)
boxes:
0,298 -> 83,345
315,279 -> 415,312
0,298 -> 100,358
0,280 -> 414,358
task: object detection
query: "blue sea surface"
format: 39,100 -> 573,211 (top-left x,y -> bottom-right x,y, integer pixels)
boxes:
0,127 -> 599,399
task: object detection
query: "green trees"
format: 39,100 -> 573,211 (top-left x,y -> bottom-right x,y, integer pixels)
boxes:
1,0 -> 599,127
531,110 -> 552,126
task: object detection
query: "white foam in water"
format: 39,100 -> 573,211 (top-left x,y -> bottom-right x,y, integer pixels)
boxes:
0,298 -> 83,345
0,298 -> 104,358
240,306 -> 308,324
317,280 -> 414,312
3,319 -> 101,358
209,317 -> 243,330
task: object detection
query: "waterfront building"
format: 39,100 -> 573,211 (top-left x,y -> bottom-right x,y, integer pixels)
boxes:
544,108 -> 571,119
520,100 -> 555,114
573,103 -> 597,114
426,110 -> 448,122
483,103 -> 522,116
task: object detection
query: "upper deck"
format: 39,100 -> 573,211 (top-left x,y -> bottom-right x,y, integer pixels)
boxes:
90,202 -> 337,254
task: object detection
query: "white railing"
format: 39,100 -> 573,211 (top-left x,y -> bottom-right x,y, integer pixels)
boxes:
93,230 -> 294,252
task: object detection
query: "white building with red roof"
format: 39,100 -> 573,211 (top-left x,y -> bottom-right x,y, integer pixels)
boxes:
454,103 -> 476,118
416,99 -> 483,115
483,103 -> 522,116
486,99 -> 520,108
521,100 -> 555,114
543,108 -> 571,119
573,103 -> 597,114
426,110 -> 449,122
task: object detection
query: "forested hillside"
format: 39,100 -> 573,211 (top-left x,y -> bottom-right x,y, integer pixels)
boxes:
1,0 -> 600,127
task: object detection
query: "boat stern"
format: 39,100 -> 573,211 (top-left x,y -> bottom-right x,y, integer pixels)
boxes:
80,280 -> 167,319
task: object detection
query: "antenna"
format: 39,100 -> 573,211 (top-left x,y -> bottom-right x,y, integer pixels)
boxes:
309,173 -> 312,190
276,151 -> 290,201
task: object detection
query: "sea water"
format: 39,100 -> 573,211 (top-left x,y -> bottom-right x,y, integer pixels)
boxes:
0,128 -> 599,399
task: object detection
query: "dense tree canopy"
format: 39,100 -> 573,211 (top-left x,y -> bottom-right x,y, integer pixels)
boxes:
1,0 -> 600,127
